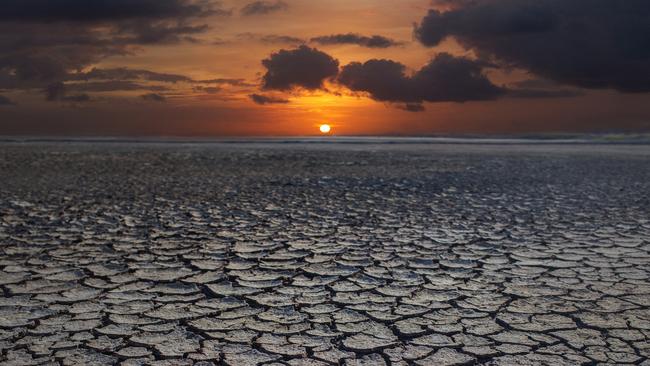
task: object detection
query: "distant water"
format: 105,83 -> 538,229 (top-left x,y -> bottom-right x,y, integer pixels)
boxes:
1,134 -> 650,145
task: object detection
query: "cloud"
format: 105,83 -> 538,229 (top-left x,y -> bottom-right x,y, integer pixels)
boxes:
117,22 -> 210,44
73,68 -> 193,83
194,86 -> 221,94
0,23 -> 126,83
44,82 -> 91,102
70,81 -> 169,92
505,78 -> 584,98
0,0 -> 221,94
199,78 -> 253,87
44,82 -> 66,101
260,35 -> 305,45
236,33 -> 305,45
338,53 -> 504,111
311,33 -> 403,48
414,0 -> 650,93
140,93 -> 166,102
509,78 -> 564,90
71,69 -> 252,92
0,58 -> 249,102
397,103 -> 426,112
0,66 -> 194,97
0,0 -> 219,22
429,0 -> 477,11
249,93 -> 289,105
0,95 -> 16,106
507,89 -> 583,99
256,47 -> 507,110
241,1 -> 288,16
261,45 -> 339,91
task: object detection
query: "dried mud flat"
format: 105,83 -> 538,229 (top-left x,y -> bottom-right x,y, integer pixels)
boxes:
0,141 -> 649,366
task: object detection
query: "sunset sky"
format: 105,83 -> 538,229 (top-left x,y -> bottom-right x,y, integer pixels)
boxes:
1,0 -> 650,136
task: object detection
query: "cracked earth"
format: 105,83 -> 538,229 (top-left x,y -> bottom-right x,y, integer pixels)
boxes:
0,142 -> 649,365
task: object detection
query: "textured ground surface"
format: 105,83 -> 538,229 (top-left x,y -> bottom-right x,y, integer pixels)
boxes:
1,141 -> 649,366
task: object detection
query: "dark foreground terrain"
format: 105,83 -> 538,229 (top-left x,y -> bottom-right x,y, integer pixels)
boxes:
0,141 -> 649,366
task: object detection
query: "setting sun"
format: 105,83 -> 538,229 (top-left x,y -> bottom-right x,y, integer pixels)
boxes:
319,124 -> 331,134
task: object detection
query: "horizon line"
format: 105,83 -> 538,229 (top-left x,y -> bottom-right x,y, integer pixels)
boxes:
2,133 -> 650,145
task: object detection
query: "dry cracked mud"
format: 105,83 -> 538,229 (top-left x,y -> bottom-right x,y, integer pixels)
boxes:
0,141 -> 649,365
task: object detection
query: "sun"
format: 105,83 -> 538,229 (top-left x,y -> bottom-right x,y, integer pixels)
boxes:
319,124 -> 331,134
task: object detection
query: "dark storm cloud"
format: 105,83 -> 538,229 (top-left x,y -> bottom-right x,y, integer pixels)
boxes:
311,33 -> 403,48
510,79 -> 563,90
414,0 -> 650,93
0,0 -> 222,96
141,93 -> 167,102
508,89 -> 583,99
261,46 -> 339,91
397,103 -> 426,112
44,82 -> 68,101
429,0 -> 476,10
0,95 -> 16,106
240,1 -> 288,16
117,22 -> 210,44
506,78 -> 584,99
44,82 -> 91,102
249,94 -> 289,105
45,82 -> 68,101
338,53 -> 504,110
0,23 -> 126,83
0,0 -> 220,22
61,94 -> 91,102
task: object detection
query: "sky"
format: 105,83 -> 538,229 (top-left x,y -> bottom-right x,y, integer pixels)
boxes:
1,0 -> 650,136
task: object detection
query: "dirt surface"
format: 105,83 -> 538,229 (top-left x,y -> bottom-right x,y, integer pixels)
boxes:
0,141 -> 649,365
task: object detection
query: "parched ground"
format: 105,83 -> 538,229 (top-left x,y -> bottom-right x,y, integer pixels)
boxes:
0,141 -> 649,366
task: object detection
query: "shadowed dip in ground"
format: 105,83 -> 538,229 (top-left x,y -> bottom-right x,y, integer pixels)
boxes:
0,141 -> 649,365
